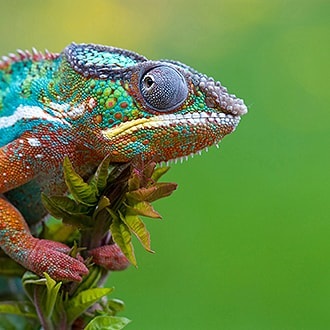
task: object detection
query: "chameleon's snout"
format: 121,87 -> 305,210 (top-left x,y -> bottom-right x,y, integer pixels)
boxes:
198,76 -> 248,117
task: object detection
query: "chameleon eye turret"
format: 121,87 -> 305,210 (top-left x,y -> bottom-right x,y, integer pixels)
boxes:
139,65 -> 188,112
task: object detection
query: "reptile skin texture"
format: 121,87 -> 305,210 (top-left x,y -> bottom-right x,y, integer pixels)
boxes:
0,43 -> 247,281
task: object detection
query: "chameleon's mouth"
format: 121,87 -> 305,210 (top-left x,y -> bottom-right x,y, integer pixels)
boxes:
101,111 -> 243,162
102,111 -> 241,140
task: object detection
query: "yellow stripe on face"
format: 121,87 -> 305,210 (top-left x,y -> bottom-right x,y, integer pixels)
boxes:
101,117 -> 152,139
101,112 -> 241,140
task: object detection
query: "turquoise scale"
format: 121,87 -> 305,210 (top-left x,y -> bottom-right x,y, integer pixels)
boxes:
0,57 -> 63,147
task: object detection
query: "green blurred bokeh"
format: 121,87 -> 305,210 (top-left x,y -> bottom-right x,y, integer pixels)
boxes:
1,0 -> 329,328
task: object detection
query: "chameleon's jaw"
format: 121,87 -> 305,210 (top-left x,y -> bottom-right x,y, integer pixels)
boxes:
101,111 -> 242,163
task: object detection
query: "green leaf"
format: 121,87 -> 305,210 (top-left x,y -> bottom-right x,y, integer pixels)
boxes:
66,287 -> 113,324
42,193 -> 93,229
107,299 -> 125,315
144,182 -> 178,202
110,215 -> 137,267
42,221 -> 78,243
126,202 -> 161,219
22,272 -> 46,302
89,156 -> 112,193
151,166 -> 170,182
73,266 -> 103,297
120,213 -> 153,253
84,315 -> 131,330
63,157 -> 98,206
0,301 -> 37,319
126,186 -> 158,202
22,273 -> 64,328
126,183 -> 177,204
127,170 -> 140,191
142,162 -> 156,182
42,195 -> 90,214
44,273 -> 62,319
92,196 -> 111,221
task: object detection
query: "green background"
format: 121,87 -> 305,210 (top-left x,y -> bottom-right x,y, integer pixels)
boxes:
1,0 -> 329,329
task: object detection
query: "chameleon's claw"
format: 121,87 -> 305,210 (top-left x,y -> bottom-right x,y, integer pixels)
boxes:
88,244 -> 130,271
28,238 -> 89,282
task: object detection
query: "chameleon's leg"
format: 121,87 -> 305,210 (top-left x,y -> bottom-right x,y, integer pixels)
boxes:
0,196 -> 88,281
0,131 -> 75,192
0,132 -> 88,281
88,244 -> 130,271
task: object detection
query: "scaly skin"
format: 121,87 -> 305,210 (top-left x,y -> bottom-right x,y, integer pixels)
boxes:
0,43 -> 247,281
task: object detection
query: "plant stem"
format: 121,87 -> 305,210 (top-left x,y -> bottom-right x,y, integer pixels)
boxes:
33,286 -> 54,330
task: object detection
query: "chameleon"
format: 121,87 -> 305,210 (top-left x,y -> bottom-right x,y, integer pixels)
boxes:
0,43 -> 247,282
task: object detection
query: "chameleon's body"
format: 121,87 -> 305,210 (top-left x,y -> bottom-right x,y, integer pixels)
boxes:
0,43 -> 247,281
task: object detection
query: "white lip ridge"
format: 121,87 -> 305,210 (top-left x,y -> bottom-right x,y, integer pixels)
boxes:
102,111 -> 241,139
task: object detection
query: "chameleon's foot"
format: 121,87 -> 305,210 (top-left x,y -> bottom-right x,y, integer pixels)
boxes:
27,238 -> 89,281
88,244 -> 130,271
0,197 -> 88,281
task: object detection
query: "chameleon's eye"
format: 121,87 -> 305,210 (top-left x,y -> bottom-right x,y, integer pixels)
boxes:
140,66 -> 188,112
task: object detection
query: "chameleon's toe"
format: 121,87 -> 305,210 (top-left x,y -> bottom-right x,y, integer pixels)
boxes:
88,244 -> 130,271
28,238 -> 89,282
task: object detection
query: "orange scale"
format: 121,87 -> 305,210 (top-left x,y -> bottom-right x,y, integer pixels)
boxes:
114,112 -> 122,120
120,101 -> 128,108
94,114 -> 103,124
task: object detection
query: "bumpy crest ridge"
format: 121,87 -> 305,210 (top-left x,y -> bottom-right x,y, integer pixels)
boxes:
0,48 -> 59,70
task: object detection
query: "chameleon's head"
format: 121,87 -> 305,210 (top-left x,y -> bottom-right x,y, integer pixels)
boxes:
64,43 -> 247,163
